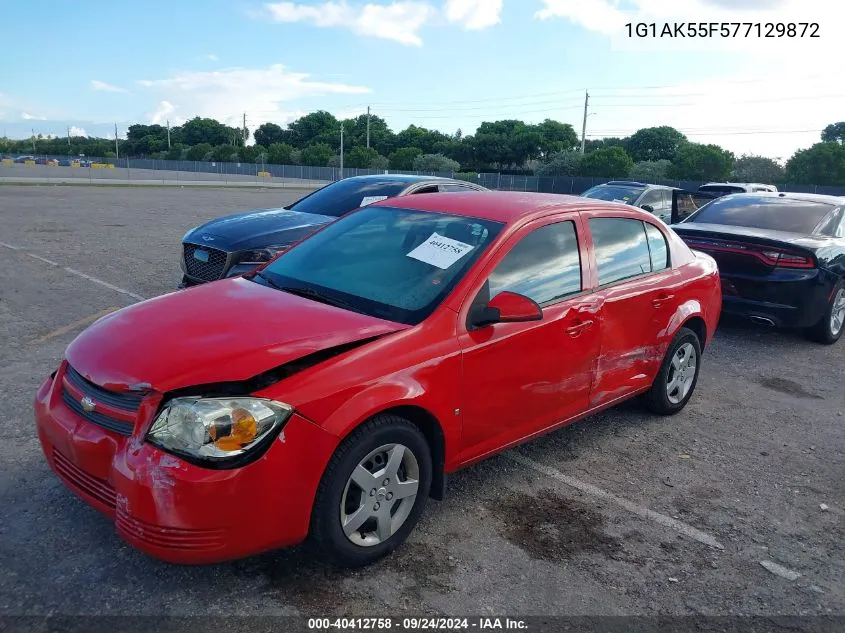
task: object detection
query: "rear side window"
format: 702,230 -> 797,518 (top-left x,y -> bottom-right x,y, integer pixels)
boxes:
685,196 -> 833,234
488,221 -> 581,305
645,223 -> 669,271
589,218 -> 652,285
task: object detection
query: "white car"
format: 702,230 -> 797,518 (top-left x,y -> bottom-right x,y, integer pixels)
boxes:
698,182 -> 778,195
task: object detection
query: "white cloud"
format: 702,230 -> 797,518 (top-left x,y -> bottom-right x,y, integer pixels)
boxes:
536,0 -> 622,34
91,79 -> 129,94
444,0 -> 502,29
21,112 -> 47,120
205,53 -> 219,61
137,64 -> 371,127
264,1 -> 436,45
69,126 -> 89,137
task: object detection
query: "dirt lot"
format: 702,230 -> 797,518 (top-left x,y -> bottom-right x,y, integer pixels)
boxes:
0,186 -> 842,622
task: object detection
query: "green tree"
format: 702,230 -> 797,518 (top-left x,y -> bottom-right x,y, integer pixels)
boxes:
535,151 -> 583,177
534,119 -> 579,156
165,144 -> 185,161
238,145 -> 268,164
370,154 -> 389,171
578,147 -> 633,177
584,137 -> 627,153
211,144 -> 237,162
186,143 -> 213,161
629,159 -> 672,181
300,142 -> 334,167
785,142 -> 845,186
267,142 -> 294,165
289,111 -> 339,147
413,153 -> 460,172
474,120 -> 541,168
625,127 -> 686,162
253,123 -> 291,148
730,154 -> 784,183
821,122 -> 845,144
668,143 -> 734,181
388,147 -> 423,170
181,117 -> 242,147
347,146 -> 380,168
396,125 -> 450,154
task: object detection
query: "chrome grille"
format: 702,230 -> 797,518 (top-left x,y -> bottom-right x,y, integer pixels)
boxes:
183,244 -> 229,282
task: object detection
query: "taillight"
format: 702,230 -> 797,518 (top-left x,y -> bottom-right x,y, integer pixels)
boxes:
684,238 -> 815,269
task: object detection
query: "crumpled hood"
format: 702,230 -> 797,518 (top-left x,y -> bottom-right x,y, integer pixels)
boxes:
65,278 -> 408,393
185,208 -> 334,252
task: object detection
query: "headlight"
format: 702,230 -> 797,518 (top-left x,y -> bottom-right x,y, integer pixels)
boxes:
238,245 -> 289,264
147,397 -> 293,466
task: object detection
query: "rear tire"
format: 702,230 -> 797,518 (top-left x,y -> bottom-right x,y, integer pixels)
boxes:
804,286 -> 845,345
643,327 -> 702,416
310,414 -> 432,568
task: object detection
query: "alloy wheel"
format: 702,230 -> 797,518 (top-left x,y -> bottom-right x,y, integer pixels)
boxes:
830,289 -> 845,337
339,443 -> 420,547
666,342 -> 697,405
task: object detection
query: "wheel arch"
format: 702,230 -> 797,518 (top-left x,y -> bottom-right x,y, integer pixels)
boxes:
681,315 -> 708,351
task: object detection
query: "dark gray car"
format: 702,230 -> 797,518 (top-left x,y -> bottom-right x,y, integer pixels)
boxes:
179,174 -> 487,287
581,181 -> 677,223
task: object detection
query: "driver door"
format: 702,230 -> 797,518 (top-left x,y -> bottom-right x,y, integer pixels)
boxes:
455,214 -> 601,465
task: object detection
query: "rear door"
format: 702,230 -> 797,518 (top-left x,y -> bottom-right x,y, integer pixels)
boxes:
671,190 -> 718,224
583,215 -> 683,407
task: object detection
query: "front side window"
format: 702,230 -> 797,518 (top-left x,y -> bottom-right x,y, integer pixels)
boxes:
638,189 -> 663,210
589,218 -> 652,286
487,221 -> 582,306
259,206 -> 503,325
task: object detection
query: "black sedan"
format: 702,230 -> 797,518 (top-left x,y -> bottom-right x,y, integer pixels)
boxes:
672,192 -> 845,344
179,174 -> 486,287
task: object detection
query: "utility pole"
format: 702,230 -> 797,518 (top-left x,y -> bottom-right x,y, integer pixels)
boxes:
114,123 -> 119,158
166,119 -> 171,149
67,126 -> 71,147
580,90 -> 589,154
340,121 -> 344,175
32,129 -> 36,152
242,112 -> 248,145
366,106 -> 370,149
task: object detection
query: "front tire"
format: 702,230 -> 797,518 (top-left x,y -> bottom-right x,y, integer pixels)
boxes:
805,286 -> 845,345
643,327 -> 702,415
310,414 -> 432,567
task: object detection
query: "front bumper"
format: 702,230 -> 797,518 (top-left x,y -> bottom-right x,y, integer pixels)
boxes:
34,364 -> 339,564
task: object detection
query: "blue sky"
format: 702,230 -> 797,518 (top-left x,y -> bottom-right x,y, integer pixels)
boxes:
0,0 -> 839,159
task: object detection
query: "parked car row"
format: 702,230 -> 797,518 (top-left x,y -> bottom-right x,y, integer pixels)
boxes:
32,175 -> 844,571
7,155 -> 95,166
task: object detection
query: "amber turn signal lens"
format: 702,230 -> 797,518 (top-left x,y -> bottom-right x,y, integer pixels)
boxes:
213,408 -> 258,451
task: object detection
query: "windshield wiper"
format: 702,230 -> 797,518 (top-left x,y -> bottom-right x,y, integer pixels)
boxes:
253,271 -> 284,290
279,285 -> 365,314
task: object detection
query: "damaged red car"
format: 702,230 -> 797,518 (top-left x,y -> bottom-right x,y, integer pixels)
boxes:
35,192 -> 721,567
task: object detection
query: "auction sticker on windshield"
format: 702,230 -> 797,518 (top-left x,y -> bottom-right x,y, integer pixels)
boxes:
407,232 -> 474,269
360,196 -> 389,207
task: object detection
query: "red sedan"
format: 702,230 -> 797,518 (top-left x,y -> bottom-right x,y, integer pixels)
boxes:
34,192 -> 721,567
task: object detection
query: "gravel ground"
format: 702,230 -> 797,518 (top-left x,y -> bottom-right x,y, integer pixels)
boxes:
0,186 -> 842,623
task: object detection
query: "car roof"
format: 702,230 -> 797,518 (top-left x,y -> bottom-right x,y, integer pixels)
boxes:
717,191 -> 845,206
599,181 -> 676,191
376,191 -> 649,224
701,182 -> 775,187
343,174 -> 454,184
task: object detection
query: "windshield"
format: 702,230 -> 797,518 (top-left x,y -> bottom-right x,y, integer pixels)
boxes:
582,185 -> 644,204
288,179 -> 410,217
698,185 -> 746,195
256,206 -> 504,325
684,195 -> 833,234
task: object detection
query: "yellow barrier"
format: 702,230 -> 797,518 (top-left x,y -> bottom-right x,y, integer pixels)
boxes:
1,159 -> 11,166
24,160 -> 35,166
91,163 -> 115,169
258,171 -> 271,177
71,162 -> 80,167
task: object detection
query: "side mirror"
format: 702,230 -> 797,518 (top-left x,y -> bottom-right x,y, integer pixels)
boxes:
641,204 -> 655,214
470,291 -> 543,329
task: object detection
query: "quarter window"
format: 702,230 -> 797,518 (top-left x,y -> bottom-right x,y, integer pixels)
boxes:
589,218 -> 652,285
645,223 -> 669,271
488,221 -> 582,305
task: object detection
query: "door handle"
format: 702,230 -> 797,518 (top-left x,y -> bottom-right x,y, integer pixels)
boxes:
565,319 -> 594,337
652,293 -> 674,308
